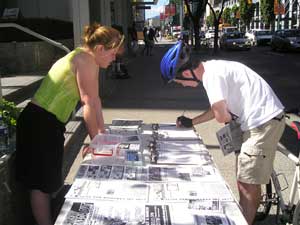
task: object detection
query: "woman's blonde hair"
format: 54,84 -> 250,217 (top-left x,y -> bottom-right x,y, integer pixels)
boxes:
82,23 -> 124,50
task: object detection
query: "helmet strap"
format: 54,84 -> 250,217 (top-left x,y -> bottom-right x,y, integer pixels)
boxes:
173,69 -> 200,83
190,69 -> 200,83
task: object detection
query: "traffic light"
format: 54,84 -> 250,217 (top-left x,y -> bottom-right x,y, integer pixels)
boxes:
247,0 -> 252,4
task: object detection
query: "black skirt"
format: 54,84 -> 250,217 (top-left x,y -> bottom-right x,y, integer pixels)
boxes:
16,102 -> 66,193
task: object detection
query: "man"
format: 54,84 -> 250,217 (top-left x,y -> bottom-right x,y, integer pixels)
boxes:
160,41 -> 285,225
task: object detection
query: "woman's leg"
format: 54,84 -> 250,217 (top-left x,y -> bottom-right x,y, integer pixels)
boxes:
30,189 -> 53,225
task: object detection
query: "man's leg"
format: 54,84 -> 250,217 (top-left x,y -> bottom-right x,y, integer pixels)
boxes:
30,189 -> 53,225
237,181 -> 261,225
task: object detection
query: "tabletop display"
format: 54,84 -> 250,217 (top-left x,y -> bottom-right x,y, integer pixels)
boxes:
55,119 -> 248,225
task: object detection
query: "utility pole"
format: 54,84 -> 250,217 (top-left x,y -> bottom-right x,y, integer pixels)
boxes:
179,0 -> 183,28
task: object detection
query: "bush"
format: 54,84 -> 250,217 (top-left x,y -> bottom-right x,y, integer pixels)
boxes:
0,98 -> 21,134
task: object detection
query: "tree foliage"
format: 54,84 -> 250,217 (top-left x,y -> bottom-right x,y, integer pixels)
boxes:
231,4 -> 239,27
260,0 -> 275,29
206,13 -> 214,28
222,8 -> 231,24
239,0 -> 255,30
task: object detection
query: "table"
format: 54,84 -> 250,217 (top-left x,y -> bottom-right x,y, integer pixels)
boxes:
55,120 -> 248,225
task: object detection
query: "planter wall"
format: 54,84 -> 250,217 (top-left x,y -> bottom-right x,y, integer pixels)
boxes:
0,39 -> 73,74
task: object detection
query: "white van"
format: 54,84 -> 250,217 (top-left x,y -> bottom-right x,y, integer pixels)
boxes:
222,26 -> 238,34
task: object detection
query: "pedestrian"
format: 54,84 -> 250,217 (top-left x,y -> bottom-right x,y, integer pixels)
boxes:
15,23 -> 124,225
142,26 -> 150,56
128,22 -> 138,56
160,41 -> 285,225
148,27 -> 158,56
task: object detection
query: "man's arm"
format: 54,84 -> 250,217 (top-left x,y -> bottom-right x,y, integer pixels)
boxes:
211,100 -> 232,123
192,100 -> 232,125
192,108 -> 215,125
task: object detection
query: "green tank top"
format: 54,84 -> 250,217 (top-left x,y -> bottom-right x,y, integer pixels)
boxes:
34,48 -> 83,123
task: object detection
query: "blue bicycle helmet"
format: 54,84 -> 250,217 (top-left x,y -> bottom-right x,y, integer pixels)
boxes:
160,40 -> 191,83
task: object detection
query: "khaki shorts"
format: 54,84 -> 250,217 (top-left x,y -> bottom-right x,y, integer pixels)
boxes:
236,114 -> 285,184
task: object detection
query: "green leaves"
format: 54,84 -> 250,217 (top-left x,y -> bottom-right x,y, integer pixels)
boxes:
0,99 -> 21,128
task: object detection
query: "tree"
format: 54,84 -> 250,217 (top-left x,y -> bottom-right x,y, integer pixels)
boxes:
230,4 -> 240,27
184,0 -> 208,50
207,0 -> 227,53
239,0 -> 255,31
260,0 -> 275,29
222,7 -> 232,25
206,13 -> 214,28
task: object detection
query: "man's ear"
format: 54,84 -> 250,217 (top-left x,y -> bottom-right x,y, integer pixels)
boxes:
182,69 -> 190,78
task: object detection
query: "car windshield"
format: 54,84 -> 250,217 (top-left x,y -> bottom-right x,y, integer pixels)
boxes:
227,32 -> 245,39
256,30 -> 272,35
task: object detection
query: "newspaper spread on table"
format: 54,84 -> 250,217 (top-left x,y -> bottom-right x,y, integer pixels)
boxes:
55,120 -> 248,225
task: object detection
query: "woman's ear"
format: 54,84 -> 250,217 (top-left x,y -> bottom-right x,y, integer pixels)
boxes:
94,44 -> 104,53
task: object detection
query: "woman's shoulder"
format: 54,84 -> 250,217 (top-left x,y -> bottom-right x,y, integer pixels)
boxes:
72,48 -> 97,73
73,48 -> 94,65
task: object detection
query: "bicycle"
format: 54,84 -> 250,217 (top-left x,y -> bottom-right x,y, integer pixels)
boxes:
256,109 -> 300,224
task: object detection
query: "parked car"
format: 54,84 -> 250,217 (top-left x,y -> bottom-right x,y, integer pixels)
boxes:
219,32 -> 251,50
221,26 -> 238,34
245,29 -> 273,46
205,29 -> 215,39
199,30 -> 206,39
271,29 -> 300,51
172,26 -> 181,39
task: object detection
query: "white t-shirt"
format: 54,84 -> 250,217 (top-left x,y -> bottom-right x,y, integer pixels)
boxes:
202,60 -> 284,131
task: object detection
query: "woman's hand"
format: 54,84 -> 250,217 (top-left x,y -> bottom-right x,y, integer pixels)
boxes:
82,145 -> 93,158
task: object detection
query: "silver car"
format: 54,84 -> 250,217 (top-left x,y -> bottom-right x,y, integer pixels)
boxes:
245,29 -> 273,46
271,29 -> 300,51
219,32 -> 251,50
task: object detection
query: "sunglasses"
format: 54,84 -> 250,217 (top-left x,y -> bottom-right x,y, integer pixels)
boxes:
168,69 -> 200,84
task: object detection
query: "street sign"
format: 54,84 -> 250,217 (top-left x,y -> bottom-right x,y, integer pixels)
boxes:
274,0 -> 285,15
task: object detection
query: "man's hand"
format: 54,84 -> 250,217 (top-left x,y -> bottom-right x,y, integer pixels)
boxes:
176,116 -> 193,128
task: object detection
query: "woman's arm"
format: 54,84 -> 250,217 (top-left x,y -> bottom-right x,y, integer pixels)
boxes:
75,54 -> 105,139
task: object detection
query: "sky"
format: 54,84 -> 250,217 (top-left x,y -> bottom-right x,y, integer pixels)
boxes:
145,0 -> 169,19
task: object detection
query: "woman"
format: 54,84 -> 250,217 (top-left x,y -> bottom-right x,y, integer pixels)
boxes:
15,23 -> 124,225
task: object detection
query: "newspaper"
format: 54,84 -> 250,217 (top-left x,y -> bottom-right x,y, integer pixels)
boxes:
73,164 -> 222,183
56,121 -> 248,225
110,119 -> 143,129
65,179 -> 232,202
109,128 -> 140,136
156,150 -> 212,165
55,200 -> 245,225
158,128 -> 199,141
158,140 -> 207,152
